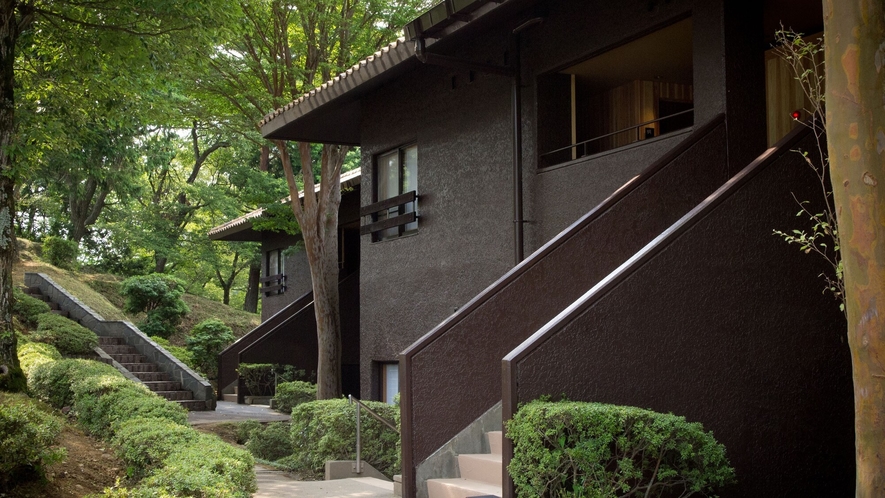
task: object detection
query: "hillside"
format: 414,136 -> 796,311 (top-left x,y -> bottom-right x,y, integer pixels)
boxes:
14,239 -> 260,341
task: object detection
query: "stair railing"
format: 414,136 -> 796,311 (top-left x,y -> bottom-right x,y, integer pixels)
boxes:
348,395 -> 399,474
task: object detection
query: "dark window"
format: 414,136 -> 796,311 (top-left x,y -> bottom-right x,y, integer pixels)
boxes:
373,144 -> 418,241
261,249 -> 286,296
266,249 -> 283,277
538,18 -> 694,166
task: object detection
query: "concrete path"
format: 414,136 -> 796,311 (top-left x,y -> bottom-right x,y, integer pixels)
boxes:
189,402 -> 396,497
253,466 -> 396,498
188,400 -> 290,425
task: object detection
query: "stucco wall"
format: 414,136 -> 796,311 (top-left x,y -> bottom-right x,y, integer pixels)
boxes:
358,0 -> 738,400
260,233 -> 312,321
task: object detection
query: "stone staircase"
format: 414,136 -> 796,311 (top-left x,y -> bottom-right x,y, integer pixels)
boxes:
23,285 -> 207,411
427,431 -> 502,498
97,337 -> 207,411
25,286 -> 70,318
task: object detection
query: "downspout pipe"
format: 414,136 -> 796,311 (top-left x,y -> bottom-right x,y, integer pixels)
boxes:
510,35 -> 524,264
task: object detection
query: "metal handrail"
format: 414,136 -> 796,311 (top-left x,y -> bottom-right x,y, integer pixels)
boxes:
348,395 -> 400,474
541,108 -> 695,158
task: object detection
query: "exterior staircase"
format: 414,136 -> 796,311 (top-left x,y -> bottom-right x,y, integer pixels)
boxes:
23,284 -> 208,411
427,431 -> 502,498
25,286 -> 70,317
97,337 -> 207,411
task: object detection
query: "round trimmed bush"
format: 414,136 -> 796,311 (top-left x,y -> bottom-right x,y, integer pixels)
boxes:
288,399 -> 399,478
273,381 -> 316,414
12,286 -> 50,325
506,400 -> 736,497
0,392 -> 66,491
186,319 -> 235,378
113,417 -> 202,478
42,236 -> 79,270
246,422 -> 293,461
17,342 -> 62,376
32,313 -> 98,355
28,358 -> 121,409
120,273 -> 189,339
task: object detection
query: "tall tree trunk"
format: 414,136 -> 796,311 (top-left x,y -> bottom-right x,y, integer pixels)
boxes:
824,1 -> 885,494
0,1 -> 24,393
243,263 -> 260,313
155,255 -> 167,273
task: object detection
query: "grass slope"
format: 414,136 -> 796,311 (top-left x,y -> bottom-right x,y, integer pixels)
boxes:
14,239 -> 260,342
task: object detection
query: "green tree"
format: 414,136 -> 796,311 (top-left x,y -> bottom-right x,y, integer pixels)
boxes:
823,0 -> 885,493
0,0 -> 236,391
204,0 -> 429,399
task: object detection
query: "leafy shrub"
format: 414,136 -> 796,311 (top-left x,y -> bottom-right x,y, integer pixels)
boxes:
112,417 -> 200,478
238,363 -> 309,396
141,433 -> 256,498
150,335 -> 197,371
12,286 -> 50,325
186,319 -> 235,378
42,236 -> 79,270
246,422 -> 293,461
120,274 -> 189,338
28,358 -> 120,409
0,392 -> 66,491
31,313 -> 98,355
236,419 -> 262,445
506,400 -> 736,498
273,381 -> 316,414
288,399 -> 399,478
17,342 -> 62,376
74,382 -> 187,436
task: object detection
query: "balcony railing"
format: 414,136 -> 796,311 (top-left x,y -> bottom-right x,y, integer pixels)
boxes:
260,273 -> 286,296
360,190 -> 418,238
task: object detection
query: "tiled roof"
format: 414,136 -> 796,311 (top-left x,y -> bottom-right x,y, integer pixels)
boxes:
208,168 -> 362,239
259,37 -> 408,128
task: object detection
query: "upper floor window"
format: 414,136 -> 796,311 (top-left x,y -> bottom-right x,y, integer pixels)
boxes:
538,18 -> 694,167
361,144 -> 418,241
262,248 -> 286,296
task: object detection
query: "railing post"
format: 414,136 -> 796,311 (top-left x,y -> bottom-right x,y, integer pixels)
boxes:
350,395 -> 363,474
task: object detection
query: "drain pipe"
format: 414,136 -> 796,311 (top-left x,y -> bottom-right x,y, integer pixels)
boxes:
414,20 -> 541,265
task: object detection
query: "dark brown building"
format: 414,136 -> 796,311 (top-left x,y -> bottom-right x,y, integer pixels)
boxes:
216,0 -> 853,496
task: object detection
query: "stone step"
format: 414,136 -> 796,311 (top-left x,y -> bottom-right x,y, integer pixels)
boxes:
143,381 -> 182,392
98,336 -> 125,346
48,302 -> 60,310
25,286 -> 42,295
488,431 -> 502,455
457,454 -> 502,487
33,294 -> 51,302
100,344 -> 137,355
132,371 -> 171,382
110,353 -> 144,364
120,362 -> 158,373
176,400 -> 208,411
50,309 -> 70,317
426,478 -> 501,498
222,393 -> 238,402
157,390 -> 194,401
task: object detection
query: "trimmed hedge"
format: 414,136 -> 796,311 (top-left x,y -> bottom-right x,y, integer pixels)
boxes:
12,286 -> 50,325
273,381 -> 316,414
0,392 -> 66,491
17,342 -> 62,377
28,358 -> 120,409
112,417 -> 203,478
287,399 -> 399,478
32,313 -> 98,355
246,422 -> 293,461
506,400 -> 736,498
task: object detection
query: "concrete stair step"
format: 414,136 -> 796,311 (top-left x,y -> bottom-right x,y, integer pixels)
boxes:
426,478 -> 501,498
176,399 -> 208,411
133,371 -> 171,382
100,344 -> 137,355
457,454 -> 502,487
110,353 -> 144,364
98,337 -> 125,346
120,363 -> 158,373
157,390 -> 194,401
48,302 -> 60,310
488,431 -> 502,455
222,393 -> 238,402
144,381 -> 182,392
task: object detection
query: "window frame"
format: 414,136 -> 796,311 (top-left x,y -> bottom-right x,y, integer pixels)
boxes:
370,143 -> 418,242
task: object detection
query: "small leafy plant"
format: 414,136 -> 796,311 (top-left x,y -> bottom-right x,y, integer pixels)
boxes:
42,236 -> 79,270
186,319 -> 235,378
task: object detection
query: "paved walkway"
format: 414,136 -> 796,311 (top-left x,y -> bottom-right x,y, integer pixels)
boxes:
189,401 -> 397,497
188,401 -> 290,425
